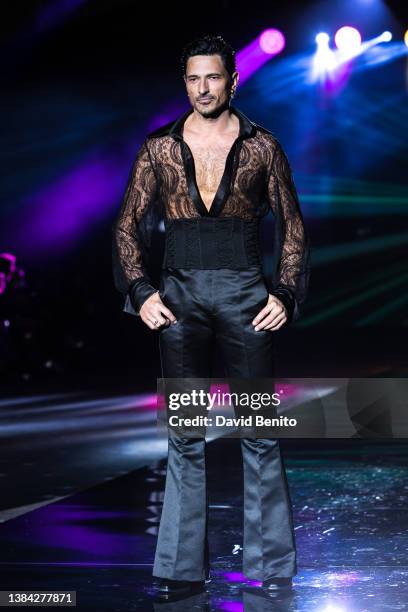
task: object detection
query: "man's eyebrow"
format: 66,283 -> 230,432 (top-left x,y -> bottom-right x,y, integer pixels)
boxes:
186,72 -> 223,78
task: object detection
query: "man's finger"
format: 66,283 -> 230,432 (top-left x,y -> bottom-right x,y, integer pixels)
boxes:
255,309 -> 286,331
263,314 -> 287,331
143,307 -> 176,330
159,304 -> 177,323
252,303 -> 282,326
254,312 -> 282,331
252,305 -> 271,326
149,311 -> 168,327
141,309 -> 167,329
144,319 -> 158,330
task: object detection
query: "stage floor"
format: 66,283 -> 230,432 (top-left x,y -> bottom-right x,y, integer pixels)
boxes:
1,390 -> 408,610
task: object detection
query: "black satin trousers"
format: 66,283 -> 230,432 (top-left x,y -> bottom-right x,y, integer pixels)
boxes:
152,266 -> 297,581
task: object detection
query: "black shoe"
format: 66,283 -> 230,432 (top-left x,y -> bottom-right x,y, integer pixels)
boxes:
262,576 -> 293,591
153,577 -> 206,597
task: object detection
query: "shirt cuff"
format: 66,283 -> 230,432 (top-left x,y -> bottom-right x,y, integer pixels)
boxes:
272,288 -> 295,324
267,283 -> 299,325
124,277 -> 159,317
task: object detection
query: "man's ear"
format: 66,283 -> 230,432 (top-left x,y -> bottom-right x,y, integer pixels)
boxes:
231,72 -> 239,96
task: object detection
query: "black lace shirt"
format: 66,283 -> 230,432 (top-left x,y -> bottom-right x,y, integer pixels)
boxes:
112,105 -> 311,324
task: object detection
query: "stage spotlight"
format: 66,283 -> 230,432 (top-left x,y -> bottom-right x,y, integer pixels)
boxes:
334,26 -> 362,53
381,31 -> 392,42
316,32 -> 330,46
311,32 -> 337,83
404,29 -> 408,48
259,28 -> 285,55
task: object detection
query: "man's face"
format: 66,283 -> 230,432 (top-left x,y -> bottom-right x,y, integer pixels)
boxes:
184,54 -> 238,116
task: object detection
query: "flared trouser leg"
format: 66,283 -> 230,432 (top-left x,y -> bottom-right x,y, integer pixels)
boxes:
152,422 -> 210,580
153,270 -> 213,581
214,272 -> 297,580
152,267 -> 297,581
240,437 -> 297,579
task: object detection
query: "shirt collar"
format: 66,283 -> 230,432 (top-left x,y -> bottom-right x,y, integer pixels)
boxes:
169,104 -> 256,141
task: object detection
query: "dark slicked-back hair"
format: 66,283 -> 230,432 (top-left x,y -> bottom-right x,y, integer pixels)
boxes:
180,34 -> 236,80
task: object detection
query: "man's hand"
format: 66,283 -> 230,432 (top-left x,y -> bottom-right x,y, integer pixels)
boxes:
139,291 -> 177,331
252,294 -> 288,332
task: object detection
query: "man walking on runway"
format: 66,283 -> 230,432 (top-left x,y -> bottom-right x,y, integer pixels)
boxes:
112,34 -> 310,598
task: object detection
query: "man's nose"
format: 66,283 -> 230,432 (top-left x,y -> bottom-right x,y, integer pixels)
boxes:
198,81 -> 209,93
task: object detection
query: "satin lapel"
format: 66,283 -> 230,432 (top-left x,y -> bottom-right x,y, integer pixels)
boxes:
180,140 -> 209,217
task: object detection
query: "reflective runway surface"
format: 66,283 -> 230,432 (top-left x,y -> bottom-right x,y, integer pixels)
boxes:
1,393 -> 408,610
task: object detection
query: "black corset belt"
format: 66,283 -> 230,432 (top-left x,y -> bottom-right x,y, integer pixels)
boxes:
162,217 -> 262,269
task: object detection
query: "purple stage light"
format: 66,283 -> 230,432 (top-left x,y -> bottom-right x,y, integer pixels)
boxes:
0,253 -> 25,294
222,571 -> 261,586
12,152 -> 127,255
334,26 -> 362,53
236,29 -> 285,85
0,253 -> 17,282
210,383 -> 231,397
143,393 -> 160,410
34,0 -> 87,34
146,100 -> 188,133
223,571 -> 247,582
218,603 -> 244,612
259,29 -> 286,55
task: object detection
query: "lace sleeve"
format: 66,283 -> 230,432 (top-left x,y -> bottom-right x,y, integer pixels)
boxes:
112,139 -> 159,317
266,140 -> 311,324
